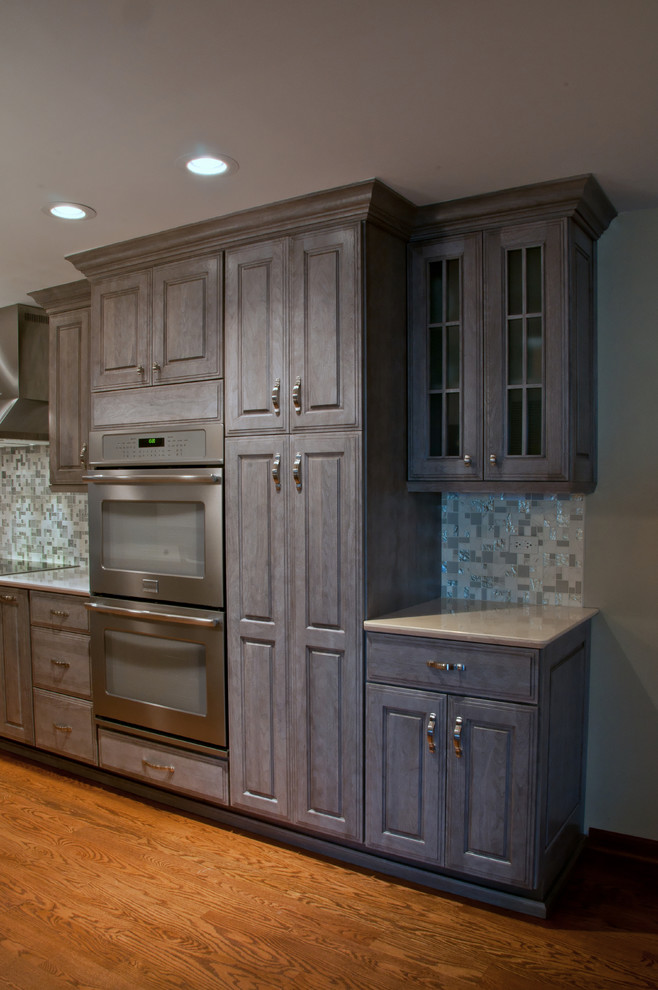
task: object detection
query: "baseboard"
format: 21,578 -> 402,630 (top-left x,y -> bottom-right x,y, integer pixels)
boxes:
587,828 -> 658,863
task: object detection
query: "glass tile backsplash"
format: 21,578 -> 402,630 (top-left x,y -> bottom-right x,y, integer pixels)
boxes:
0,445 -> 88,565
441,492 -> 584,605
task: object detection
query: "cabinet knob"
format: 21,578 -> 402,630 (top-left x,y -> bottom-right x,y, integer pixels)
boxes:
489,453 -> 497,465
453,715 -> 463,758
427,712 -> 437,754
271,378 -> 281,413
292,376 -> 302,413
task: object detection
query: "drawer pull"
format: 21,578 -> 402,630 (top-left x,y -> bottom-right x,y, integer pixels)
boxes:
142,759 -> 175,774
54,723 -> 73,733
0,594 -> 17,603
453,716 -> 463,758
426,712 -> 437,754
427,661 -> 465,672
271,453 -> 282,491
50,609 -> 70,618
50,658 -> 71,668
271,377 -> 281,413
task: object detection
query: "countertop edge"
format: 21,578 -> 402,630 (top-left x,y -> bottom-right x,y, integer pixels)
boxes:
0,569 -> 90,596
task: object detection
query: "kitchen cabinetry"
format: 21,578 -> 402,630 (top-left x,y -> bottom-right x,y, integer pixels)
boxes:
0,586 -> 34,744
365,621 -> 590,900
408,175 -> 616,493
28,280 -> 91,489
226,431 -> 362,840
30,591 -> 96,764
224,227 -> 359,435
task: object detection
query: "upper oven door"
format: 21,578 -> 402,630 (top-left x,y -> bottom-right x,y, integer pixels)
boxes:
86,467 -> 223,608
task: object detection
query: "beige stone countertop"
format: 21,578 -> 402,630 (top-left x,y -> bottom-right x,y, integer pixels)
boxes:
364,598 -> 598,648
0,567 -> 90,596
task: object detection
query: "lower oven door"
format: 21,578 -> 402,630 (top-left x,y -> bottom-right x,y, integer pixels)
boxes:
87,597 -> 226,748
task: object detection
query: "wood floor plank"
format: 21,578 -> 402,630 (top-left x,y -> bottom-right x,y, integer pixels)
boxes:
1,751 -> 657,989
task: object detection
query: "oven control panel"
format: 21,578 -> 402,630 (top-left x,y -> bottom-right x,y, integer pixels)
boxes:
88,424 -> 224,466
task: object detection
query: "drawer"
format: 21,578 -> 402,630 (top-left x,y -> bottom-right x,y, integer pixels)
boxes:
31,627 -> 91,698
366,632 -> 538,703
33,689 -> 97,764
98,728 -> 229,806
30,592 -> 89,632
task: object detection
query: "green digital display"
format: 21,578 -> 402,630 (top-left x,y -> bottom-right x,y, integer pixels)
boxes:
138,436 -> 165,448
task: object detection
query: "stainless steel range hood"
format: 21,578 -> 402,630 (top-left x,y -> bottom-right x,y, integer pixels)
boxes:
0,303 -> 49,444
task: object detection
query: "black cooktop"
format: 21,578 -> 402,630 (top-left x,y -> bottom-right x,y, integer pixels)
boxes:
0,559 -> 77,576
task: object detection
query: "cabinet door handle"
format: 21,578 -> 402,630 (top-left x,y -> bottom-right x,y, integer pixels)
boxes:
453,716 -> 463,758
54,723 -> 73,733
293,453 -> 302,492
0,594 -> 17,603
142,759 -> 175,774
463,454 -> 473,466
271,453 -> 281,491
427,712 -> 437,754
137,365 -> 145,377
50,658 -> 70,668
50,609 -> 69,618
80,441 -> 88,465
427,661 -> 465,672
271,378 -> 281,413
292,376 -> 302,413
152,362 -> 161,376
489,453 -> 497,465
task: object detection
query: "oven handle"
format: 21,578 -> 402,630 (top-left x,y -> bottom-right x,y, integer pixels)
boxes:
83,472 -> 221,484
84,601 -> 221,627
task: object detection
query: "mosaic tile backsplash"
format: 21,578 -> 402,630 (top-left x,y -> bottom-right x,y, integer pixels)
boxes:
0,445 -> 88,565
441,493 -> 584,605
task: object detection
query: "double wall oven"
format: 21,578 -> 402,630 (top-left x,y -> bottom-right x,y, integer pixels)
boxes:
85,424 -> 226,748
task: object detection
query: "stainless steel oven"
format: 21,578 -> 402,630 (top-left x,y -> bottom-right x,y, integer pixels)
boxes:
85,424 -> 226,748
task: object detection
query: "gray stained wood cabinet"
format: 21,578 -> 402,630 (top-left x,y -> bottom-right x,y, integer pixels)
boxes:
28,280 -> 91,490
90,255 -> 222,391
408,176 -> 616,493
224,227 -> 359,435
365,624 -> 590,900
0,587 -> 34,744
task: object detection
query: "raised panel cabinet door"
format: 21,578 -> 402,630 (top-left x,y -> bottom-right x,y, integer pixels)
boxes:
365,684 -> 446,864
225,438 -> 290,820
152,255 -> 222,384
224,240 -> 287,435
445,697 -> 536,888
484,219 -> 567,484
49,307 -> 90,487
289,227 -> 360,431
289,433 -> 363,839
408,233 -> 483,482
91,271 -> 150,390
0,588 -> 34,744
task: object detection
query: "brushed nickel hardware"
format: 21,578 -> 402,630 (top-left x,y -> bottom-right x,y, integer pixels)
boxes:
53,723 -> 73,733
463,454 -> 473,466
85,601 -> 220,627
427,712 -> 437,754
292,376 -> 302,413
489,453 -> 497,465
427,661 -> 465,672
271,453 -> 281,491
142,759 -> 175,773
80,441 -> 88,465
272,378 -> 281,413
50,659 -> 70,668
0,594 -> 17,603
137,365 -> 145,376
152,362 -> 161,375
50,609 -> 69,618
293,453 -> 302,492
84,472 -> 221,485
453,715 -> 463,758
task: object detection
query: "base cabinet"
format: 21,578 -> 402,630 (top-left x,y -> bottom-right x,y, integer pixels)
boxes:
0,587 -> 33,744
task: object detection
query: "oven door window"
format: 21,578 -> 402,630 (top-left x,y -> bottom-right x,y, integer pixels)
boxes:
105,629 -> 207,716
101,500 -> 205,578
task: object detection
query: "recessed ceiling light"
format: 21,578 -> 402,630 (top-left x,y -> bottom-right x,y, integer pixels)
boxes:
43,202 -> 97,220
182,154 -> 238,177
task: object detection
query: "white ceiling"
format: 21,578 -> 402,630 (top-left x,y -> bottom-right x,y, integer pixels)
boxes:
2,0 -> 658,307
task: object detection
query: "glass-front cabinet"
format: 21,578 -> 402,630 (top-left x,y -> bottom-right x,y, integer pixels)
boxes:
408,176 -> 615,493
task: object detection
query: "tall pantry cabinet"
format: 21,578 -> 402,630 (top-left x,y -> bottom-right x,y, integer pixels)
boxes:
223,183 -> 442,839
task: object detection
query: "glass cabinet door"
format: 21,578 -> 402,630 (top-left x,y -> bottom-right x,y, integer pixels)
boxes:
408,233 -> 482,482
485,220 -> 567,484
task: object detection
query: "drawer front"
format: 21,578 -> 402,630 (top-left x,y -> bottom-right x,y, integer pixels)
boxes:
98,728 -> 229,806
33,689 -> 96,764
31,627 -> 91,698
366,633 -> 538,702
30,592 -> 89,633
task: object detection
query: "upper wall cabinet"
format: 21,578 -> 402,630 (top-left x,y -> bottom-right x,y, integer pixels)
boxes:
224,226 -> 360,435
91,255 -> 221,391
408,175 -> 617,493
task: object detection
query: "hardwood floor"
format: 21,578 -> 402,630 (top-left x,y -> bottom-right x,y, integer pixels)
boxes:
0,751 -> 656,990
